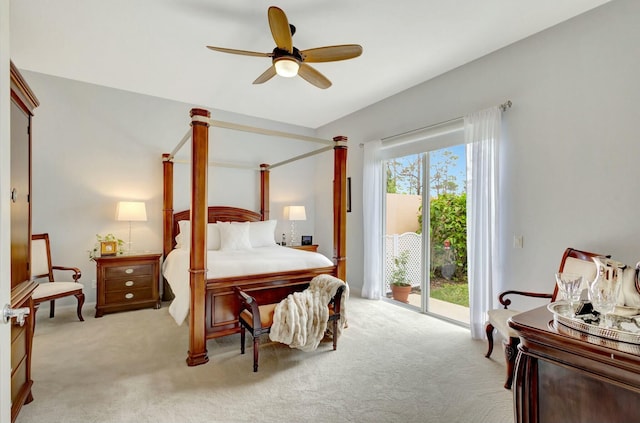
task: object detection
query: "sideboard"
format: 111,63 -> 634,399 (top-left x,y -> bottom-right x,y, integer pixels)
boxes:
509,305 -> 640,423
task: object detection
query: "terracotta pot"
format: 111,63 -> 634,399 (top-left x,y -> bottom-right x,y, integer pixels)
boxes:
391,285 -> 412,303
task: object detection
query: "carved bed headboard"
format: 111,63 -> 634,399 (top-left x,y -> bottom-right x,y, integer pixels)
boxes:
171,206 -> 263,250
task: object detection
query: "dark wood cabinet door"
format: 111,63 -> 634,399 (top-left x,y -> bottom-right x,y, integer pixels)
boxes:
10,100 -> 31,289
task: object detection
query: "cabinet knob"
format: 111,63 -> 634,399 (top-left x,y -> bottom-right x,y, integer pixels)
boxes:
125,268 -> 134,274
125,293 -> 134,300
125,280 -> 134,287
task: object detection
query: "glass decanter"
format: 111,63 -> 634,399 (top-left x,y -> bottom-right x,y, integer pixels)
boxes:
588,256 -> 623,326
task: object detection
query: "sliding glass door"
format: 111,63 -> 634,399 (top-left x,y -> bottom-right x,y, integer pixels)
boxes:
384,145 -> 469,324
384,153 -> 423,307
425,145 -> 468,323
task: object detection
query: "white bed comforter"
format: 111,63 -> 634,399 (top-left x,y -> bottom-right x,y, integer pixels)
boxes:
162,245 -> 334,325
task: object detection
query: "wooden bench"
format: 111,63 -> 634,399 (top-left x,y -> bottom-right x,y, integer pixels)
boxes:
235,284 -> 345,372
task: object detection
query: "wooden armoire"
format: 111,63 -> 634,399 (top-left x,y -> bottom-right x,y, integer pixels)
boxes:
9,61 -> 39,423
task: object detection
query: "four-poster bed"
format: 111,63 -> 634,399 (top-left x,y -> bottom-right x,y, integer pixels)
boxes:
162,108 -> 348,366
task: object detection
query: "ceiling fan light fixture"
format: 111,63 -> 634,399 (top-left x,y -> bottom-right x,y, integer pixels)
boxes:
274,57 -> 299,77
206,7 -> 361,88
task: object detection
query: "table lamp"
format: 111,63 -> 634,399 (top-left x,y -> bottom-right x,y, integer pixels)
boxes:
116,201 -> 147,253
284,205 -> 306,246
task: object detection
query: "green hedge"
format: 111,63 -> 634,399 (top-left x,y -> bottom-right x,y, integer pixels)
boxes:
419,193 -> 467,282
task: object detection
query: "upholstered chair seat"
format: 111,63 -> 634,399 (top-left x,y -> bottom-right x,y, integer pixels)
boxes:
486,308 -> 520,339
239,303 -> 277,330
33,282 -> 84,300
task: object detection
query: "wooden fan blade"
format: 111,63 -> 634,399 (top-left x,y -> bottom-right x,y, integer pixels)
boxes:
253,66 -> 277,85
298,63 -> 331,89
300,44 -> 363,63
207,46 -> 272,58
268,6 -> 293,53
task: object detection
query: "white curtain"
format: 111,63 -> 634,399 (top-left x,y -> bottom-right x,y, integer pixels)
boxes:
362,140 -> 383,299
465,106 -> 501,339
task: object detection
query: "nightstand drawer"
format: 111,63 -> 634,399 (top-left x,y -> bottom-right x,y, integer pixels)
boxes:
105,288 -> 154,304
104,275 -> 152,293
105,263 -> 153,278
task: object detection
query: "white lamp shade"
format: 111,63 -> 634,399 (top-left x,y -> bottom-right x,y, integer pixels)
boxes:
274,58 -> 300,78
285,205 -> 306,221
116,201 -> 147,222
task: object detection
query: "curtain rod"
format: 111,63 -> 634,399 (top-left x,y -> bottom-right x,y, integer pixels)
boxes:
379,100 -> 512,143
381,116 -> 462,142
499,100 -> 512,112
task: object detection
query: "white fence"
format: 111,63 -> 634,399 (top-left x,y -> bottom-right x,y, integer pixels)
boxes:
384,232 -> 422,293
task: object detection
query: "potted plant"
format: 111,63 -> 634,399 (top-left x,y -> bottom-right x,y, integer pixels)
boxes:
88,233 -> 124,260
390,250 -> 412,303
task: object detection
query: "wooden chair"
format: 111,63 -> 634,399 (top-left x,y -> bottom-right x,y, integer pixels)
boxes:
485,247 -> 605,389
31,233 -> 85,322
235,284 -> 345,372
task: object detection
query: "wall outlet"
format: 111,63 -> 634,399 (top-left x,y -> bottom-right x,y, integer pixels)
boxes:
92,279 -> 97,289
513,235 -> 523,249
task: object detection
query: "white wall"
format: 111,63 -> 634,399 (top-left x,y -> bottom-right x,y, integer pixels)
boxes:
318,0 -> 640,309
386,194 -> 421,235
24,72 -> 320,306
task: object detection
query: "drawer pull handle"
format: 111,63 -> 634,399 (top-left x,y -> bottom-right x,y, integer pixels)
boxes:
125,293 -> 134,299
125,269 -> 134,274
125,281 -> 134,287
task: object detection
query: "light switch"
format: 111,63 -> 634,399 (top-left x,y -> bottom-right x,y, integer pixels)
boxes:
513,235 -> 523,249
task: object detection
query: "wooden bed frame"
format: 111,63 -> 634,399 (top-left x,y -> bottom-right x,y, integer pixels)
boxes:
162,108 -> 348,366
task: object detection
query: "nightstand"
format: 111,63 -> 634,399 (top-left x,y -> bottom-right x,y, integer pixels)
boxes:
94,253 -> 161,317
288,244 -> 319,252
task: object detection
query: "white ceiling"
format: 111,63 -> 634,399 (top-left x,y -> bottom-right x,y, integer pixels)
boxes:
10,0 -> 611,129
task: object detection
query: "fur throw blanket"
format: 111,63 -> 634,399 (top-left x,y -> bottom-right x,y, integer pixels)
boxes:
269,274 -> 349,352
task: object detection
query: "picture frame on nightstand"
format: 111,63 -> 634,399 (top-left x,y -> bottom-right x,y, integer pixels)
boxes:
100,241 -> 117,256
301,235 -> 312,246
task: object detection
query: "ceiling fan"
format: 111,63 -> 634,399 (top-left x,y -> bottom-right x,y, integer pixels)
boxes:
206,6 -> 363,89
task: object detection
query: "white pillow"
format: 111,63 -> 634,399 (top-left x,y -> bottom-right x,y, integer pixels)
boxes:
175,220 -> 190,249
217,221 -> 252,251
174,221 -> 222,250
249,220 -> 277,247
207,223 -> 221,250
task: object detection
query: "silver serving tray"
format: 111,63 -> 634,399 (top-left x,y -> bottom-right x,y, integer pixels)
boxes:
547,301 -> 640,345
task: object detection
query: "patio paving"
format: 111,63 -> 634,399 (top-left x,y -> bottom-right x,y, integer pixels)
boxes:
406,293 -> 470,325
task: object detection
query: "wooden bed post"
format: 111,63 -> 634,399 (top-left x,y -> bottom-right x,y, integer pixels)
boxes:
333,136 -> 348,281
188,108 -> 210,366
260,163 -> 270,221
162,153 -> 175,301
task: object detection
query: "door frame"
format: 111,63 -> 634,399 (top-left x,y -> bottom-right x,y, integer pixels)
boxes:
420,152 -> 430,312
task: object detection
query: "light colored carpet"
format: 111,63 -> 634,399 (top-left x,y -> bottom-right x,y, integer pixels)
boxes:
16,297 -> 513,423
